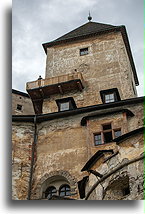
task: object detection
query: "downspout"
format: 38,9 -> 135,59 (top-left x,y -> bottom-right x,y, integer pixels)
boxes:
27,115 -> 37,200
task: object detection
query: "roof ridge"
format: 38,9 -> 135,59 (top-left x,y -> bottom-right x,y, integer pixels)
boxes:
54,21 -> 117,42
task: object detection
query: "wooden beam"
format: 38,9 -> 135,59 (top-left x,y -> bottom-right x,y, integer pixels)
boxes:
58,85 -> 63,94
77,81 -> 83,91
39,88 -> 44,98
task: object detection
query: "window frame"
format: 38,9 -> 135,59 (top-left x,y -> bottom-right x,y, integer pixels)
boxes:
94,133 -> 102,146
80,47 -> 89,56
100,88 -> 121,104
59,184 -> 71,197
56,97 -> 77,112
94,123 -> 122,146
16,104 -> 23,111
44,186 -> 57,199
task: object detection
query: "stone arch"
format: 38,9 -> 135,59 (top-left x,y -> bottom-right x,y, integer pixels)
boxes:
103,172 -> 130,200
35,170 -> 78,199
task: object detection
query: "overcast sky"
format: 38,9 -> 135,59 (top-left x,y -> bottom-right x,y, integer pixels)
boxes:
12,0 -> 144,96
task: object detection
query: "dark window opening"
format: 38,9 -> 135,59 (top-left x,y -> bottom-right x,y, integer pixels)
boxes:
122,187 -> 130,196
80,48 -> 88,56
56,97 -> 77,112
94,123 -> 122,146
94,134 -> 102,145
17,104 -> 22,111
59,184 -> 71,197
104,131 -> 112,143
45,186 -> 57,199
103,124 -> 112,130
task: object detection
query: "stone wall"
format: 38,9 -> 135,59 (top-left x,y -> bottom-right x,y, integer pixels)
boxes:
85,132 -> 144,200
12,93 -> 34,115
12,122 -> 34,200
43,31 -> 137,114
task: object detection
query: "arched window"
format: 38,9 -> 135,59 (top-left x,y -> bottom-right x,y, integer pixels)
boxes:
59,184 -> 71,197
45,186 -> 57,199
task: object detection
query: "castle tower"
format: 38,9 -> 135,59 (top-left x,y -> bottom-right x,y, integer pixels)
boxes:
26,19 -> 138,114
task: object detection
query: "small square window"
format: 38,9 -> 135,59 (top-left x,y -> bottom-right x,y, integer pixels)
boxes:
17,104 -> 22,111
80,48 -> 88,56
105,93 -> 115,103
94,134 -> 102,145
100,88 -> 121,104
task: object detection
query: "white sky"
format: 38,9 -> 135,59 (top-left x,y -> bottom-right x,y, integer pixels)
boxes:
12,0 -> 144,96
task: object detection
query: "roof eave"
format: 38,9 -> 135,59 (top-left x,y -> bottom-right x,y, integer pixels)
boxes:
120,26 -> 139,86
42,26 -> 122,54
12,96 -> 144,123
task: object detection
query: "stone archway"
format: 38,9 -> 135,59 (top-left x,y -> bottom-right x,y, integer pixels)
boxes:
103,172 -> 130,200
33,170 -> 78,199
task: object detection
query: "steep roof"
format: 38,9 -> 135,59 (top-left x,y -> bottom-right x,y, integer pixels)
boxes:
54,21 -> 117,42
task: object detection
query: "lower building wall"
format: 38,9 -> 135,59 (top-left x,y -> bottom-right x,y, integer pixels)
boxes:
12,102 -> 144,200
12,122 -> 34,200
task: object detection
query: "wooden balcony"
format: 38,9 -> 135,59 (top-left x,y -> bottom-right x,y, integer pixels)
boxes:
26,72 -> 85,114
26,72 -> 85,98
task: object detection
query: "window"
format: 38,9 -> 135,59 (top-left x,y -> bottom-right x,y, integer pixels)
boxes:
100,88 -> 121,104
56,97 -> 77,112
80,48 -> 88,56
104,93 -> 115,103
103,124 -> 111,130
102,123 -> 113,143
59,184 -> 71,197
17,104 -> 22,111
45,186 -> 57,199
104,131 -> 112,143
60,102 -> 70,111
94,134 -> 102,145
114,129 -> 121,138
94,123 -> 121,146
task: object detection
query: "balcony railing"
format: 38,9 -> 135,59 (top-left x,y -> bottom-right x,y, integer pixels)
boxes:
26,72 -> 85,90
